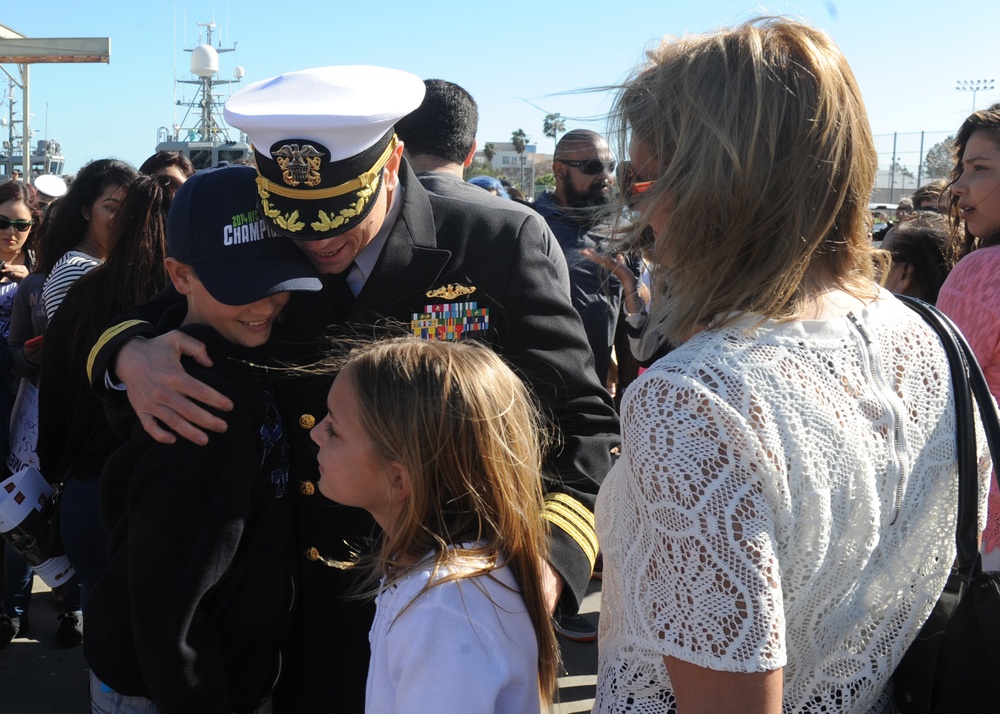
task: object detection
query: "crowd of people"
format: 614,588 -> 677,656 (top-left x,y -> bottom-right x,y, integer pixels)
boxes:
0,14 -> 997,714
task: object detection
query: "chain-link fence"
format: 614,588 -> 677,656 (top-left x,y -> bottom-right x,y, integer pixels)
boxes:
872,130 -> 955,204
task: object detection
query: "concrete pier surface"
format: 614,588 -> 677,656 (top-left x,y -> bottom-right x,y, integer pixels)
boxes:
0,576 -> 601,713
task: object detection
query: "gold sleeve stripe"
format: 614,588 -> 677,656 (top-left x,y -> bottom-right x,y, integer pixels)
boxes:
543,493 -> 598,567
86,320 -> 151,382
545,492 -> 596,528
544,507 -> 598,568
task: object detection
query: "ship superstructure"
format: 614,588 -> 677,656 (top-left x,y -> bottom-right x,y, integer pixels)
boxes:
0,77 -> 64,179
154,21 -> 250,170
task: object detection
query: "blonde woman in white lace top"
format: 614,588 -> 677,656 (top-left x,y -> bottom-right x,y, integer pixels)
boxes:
594,18 -> 992,714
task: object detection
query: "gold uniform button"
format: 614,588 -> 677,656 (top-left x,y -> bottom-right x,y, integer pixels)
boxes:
299,414 -> 316,429
299,481 -> 316,496
305,547 -> 320,561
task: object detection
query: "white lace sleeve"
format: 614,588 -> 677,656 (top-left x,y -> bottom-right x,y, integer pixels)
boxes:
620,366 -> 786,672
598,299 -> 974,713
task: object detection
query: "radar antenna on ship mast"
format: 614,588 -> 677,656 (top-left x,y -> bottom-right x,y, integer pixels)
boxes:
174,21 -> 243,143
155,19 -> 249,170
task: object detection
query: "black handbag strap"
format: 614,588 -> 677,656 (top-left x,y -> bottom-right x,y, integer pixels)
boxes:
897,295 -> 1000,579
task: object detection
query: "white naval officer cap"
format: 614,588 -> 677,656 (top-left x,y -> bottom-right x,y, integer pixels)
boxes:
223,65 -> 425,240
33,174 -> 68,200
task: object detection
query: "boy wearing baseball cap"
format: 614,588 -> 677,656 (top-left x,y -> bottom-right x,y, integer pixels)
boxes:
85,164 -> 322,713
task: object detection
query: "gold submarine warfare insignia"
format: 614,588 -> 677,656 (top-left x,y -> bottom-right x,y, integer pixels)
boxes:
425,284 -> 477,300
273,144 -> 325,187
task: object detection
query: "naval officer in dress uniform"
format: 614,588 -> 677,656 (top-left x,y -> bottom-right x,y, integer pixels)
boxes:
88,65 -> 619,712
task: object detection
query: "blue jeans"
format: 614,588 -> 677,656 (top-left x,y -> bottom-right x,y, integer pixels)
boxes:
89,671 -> 159,714
3,542 -> 33,617
3,542 -> 83,617
89,671 -> 274,714
60,474 -> 107,608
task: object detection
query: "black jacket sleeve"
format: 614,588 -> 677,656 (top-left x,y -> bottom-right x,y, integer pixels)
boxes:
8,273 -> 42,381
487,209 -> 620,612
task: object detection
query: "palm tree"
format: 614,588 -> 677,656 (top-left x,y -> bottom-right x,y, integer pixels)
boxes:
542,113 -> 565,153
483,142 -> 497,167
511,129 -> 528,190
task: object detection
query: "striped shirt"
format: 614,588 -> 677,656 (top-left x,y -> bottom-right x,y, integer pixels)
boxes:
42,250 -> 101,321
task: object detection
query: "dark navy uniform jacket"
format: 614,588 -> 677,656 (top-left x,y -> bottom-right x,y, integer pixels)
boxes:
89,162 -> 620,713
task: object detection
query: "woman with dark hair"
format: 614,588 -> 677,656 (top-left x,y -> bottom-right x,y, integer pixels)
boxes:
139,150 -> 195,183
911,179 -> 948,213
880,212 -> 963,304
0,180 -> 37,281
36,174 -> 179,620
0,179 -> 39,468
937,102 -> 1000,570
594,18 -> 989,713
0,180 -> 67,650
0,181 -> 39,398
39,158 -> 138,319
7,200 -> 57,383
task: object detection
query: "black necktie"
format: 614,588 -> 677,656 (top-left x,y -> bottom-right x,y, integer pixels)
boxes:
324,268 -> 356,320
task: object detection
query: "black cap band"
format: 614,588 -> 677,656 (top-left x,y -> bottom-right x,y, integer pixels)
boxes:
253,129 -> 396,240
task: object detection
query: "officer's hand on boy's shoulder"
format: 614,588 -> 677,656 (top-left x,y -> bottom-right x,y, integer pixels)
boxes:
117,331 -> 233,446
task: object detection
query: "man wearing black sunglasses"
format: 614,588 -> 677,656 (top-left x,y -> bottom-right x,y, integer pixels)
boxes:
547,130 -> 616,210
534,131 -> 629,644
535,129 -> 623,427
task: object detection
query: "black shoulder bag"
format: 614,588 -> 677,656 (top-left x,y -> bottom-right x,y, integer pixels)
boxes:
892,295 -> 1000,713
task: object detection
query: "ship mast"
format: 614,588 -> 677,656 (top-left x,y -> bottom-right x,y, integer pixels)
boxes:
173,21 -> 243,142
154,20 -> 249,170
2,78 -> 18,157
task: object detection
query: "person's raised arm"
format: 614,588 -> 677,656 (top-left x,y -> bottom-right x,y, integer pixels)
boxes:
500,213 -> 621,614
8,274 -> 42,380
582,247 -> 648,316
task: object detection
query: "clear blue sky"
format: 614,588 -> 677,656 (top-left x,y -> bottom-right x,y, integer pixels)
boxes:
1,0 -> 997,175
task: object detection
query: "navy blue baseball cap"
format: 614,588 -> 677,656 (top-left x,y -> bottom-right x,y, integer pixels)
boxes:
167,164 -> 323,306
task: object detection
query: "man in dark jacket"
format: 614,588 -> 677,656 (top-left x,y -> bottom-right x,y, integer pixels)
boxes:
88,66 -> 619,713
535,129 -> 624,387
395,78 -> 572,293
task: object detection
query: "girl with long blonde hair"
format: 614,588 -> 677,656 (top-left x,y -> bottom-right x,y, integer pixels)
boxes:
310,337 -> 559,712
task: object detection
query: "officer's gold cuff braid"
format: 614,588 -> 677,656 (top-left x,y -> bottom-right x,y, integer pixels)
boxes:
543,492 -> 598,570
87,320 -> 152,382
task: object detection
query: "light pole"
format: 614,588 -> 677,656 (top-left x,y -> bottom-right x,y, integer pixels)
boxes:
956,78 -> 995,113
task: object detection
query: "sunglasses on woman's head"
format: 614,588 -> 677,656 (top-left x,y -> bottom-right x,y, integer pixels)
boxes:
557,158 -> 617,175
0,216 -> 33,232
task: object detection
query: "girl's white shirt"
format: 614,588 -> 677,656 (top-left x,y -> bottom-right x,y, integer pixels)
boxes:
366,551 -> 540,714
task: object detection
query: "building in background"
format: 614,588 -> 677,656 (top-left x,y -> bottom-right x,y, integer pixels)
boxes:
473,142 -> 554,200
